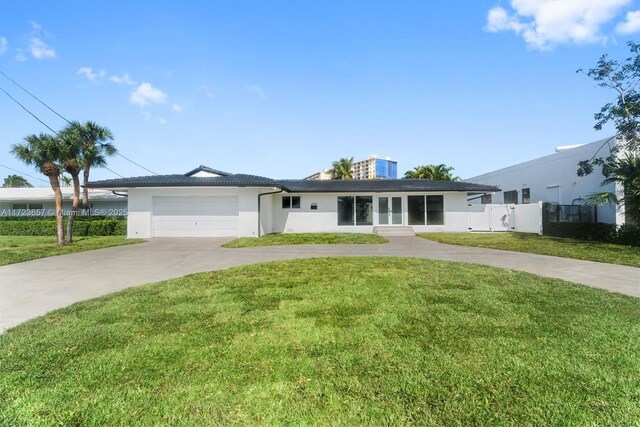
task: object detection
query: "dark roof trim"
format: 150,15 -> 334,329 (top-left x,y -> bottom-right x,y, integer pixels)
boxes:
184,165 -> 232,176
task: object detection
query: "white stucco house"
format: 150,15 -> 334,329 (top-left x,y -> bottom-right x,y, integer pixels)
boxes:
87,166 -> 499,238
466,138 -> 626,225
0,187 -> 127,216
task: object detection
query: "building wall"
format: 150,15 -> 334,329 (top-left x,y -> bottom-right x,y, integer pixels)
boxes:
466,139 -> 624,225
270,192 -> 469,234
127,187 -> 270,238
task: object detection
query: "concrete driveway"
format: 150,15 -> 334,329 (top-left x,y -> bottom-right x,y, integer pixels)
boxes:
1,236 -> 639,331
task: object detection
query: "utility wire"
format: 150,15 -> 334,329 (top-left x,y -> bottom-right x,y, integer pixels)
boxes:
0,85 -> 61,136
0,162 -> 50,184
0,69 -> 158,175
0,85 -> 124,178
0,69 -> 72,125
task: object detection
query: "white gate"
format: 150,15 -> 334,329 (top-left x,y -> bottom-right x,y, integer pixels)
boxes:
468,204 -> 514,232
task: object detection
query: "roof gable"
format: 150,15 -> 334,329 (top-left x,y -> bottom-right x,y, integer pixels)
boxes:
184,165 -> 232,177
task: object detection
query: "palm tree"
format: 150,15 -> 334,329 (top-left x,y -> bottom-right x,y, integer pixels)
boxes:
67,121 -> 116,210
403,164 -> 460,181
587,154 -> 640,222
331,157 -> 354,180
58,126 -> 86,243
2,174 -> 33,188
11,134 -> 66,245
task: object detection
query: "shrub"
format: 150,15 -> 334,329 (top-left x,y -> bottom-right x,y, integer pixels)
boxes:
0,219 -> 126,236
616,223 -> 640,246
543,222 -> 617,242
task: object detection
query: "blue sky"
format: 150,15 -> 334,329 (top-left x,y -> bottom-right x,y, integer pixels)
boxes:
1,0 -> 640,184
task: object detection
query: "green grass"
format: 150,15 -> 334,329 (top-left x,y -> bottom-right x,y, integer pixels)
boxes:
1,257 -> 638,425
0,236 -> 144,266
223,233 -> 388,248
418,232 -> 640,267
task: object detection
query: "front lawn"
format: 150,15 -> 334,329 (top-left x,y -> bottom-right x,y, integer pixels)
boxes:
418,232 -> 640,267
1,257 -> 638,425
223,232 -> 387,248
0,236 -> 144,266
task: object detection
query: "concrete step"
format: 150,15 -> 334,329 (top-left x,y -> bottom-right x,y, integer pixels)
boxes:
373,226 -> 416,237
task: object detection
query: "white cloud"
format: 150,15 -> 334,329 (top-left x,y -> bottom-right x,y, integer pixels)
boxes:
246,84 -> 267,99
616,10 -> 640,34
0,37 -> 7,55
29,20 -> 43,31
109,73 -> 136,85
485,0 -> 631,50
78,67 -> 98,82
130,82 -> 167,106
197,85 -> 215,99
171,103 -> 182,112
158,117 -> 168,124
29,37 -> 55,59
14,49 -> 26,62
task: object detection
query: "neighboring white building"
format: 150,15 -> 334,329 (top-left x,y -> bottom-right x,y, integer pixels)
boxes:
304,168 -> 332,180
465,138 -> 625,225
87,165 -> 499,238
0,187 -> 128,216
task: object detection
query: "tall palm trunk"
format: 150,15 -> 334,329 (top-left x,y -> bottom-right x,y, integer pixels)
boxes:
47,174 -> 65,246
82,166 -> 91,211
66,172 -> 81,244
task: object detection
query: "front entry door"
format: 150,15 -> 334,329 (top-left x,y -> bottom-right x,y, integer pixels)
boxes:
378,196 -> 402,225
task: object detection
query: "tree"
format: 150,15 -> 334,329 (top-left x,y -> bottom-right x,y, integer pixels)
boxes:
587,154 -> 640,222
331,157 -> 354,180
2,174 -> 33,188
68,121 -> 116,210
58,126 -> 86,243
403,164 -> 460,181
11,134 -> 66,245
578,41 -> 640,221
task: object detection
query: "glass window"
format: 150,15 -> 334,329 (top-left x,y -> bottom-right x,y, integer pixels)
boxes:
12,203 -> 27,210
522,188 -> 530,204
29,203 -> 43,210
355,196 -> 373,225
337,196 -> 354,225
480,194 -> 492,204
426,196 -> 444,225
503,190 -> 518,204
282,196 -> 301,209
407,195 -> 425,225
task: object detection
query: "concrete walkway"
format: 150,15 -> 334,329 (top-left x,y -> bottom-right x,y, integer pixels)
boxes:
1,236 -> 638,331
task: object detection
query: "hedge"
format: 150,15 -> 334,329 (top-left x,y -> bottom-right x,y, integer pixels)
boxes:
0,219 -> 126,236
0,215 -> 125,221
543,222 -> 640,247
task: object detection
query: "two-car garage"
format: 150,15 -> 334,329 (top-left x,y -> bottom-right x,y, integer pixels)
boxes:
152,196 -> 239,237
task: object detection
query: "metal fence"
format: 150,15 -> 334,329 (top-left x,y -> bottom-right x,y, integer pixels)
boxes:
543,204 -> 597,224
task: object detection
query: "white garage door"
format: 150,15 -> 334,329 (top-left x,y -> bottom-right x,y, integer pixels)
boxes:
153,196 -> 239,237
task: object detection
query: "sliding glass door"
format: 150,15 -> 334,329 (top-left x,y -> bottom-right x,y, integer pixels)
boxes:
378,196 -> 402,225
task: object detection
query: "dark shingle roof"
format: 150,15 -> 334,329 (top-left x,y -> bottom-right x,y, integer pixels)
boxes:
87,167 -> 500,193
278,179 -> 499,193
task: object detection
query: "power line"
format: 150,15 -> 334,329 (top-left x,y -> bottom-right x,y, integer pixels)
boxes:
0,162 -> 50,184
0,85 -> 125,179
115,152 -> 157,175
0,85 -> 61,135
0,69 -> 72,126
0,69 -> 158,175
